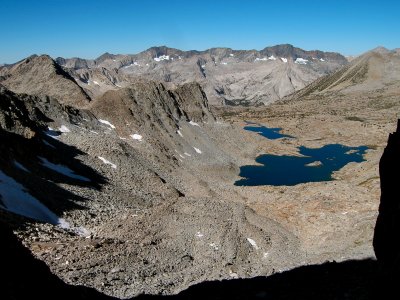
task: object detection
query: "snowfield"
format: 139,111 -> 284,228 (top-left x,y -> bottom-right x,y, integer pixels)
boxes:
99,119 -> 116,129
0,170 -> 69,227
39,157 -> 91,182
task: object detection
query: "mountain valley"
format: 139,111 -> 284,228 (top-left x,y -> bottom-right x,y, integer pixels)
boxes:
1,45 -> 399,298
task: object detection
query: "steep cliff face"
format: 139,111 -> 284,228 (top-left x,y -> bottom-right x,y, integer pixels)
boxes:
90,79 -> 215,147
173,82 -> 215,122
373,120 -> 400,279
0,84 -> 48,137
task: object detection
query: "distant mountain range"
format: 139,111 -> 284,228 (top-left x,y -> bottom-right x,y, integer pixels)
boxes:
0,44 -> 348,106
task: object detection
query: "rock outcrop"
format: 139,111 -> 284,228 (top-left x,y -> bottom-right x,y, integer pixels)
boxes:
373,119 -> 400,284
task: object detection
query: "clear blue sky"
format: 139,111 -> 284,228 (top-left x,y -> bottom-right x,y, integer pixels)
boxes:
1,0 -> 399,63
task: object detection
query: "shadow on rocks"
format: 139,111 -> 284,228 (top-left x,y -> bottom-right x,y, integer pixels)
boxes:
0,221 -> 116,300
1,219 -> 379,300
373,119 -> 400,298
134,259 -> 378,300
0,128 -> 107,223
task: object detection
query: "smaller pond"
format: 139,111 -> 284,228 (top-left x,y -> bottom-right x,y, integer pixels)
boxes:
235,144 -> 369,186
244,122 -> 293,140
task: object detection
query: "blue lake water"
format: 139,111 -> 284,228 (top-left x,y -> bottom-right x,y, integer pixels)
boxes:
236,123 -> 369,186
243,122 -> 293,140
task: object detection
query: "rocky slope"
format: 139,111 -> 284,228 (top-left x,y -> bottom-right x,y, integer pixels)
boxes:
0,80 -> 307,298
0,55 -> 91,107
53,44 -> 347,105
289,47 -> 400,99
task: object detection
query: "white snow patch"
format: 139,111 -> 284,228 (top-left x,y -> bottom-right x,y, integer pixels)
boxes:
98,119 -> 116,129
263,252 -> 269,259
195,232 -> 204,238
229,53 -> 234,57
115,84 -> 122,88
193,147 -> 202,154
178,56 -> 182,60
177,130 -> 184,137
14,161 -> 30,172
175,149 -> 185,161
320,58 -> 325,62
229,271 -> 239,278
209,243 -> 219,250
45,127 -> 60,139
98,156 -> 117,169
201,64 -> 206,68
0,170 -> 69,227
189,120 -> 200,127
89,130 -> 99,135
58,125 -> 70,133
281,57 -> 288,63
124,62 -> 140,68
74,226 -> 91,237
119,137 -> 127,140
130,134 -> 143,141
295,58 -> 309,65
255,55 -> 277,62
39,157 -> 91,182
221,62 -> 227,65
247,238 -> 259,250
154,55 -> 170,62
184,152 -> 191,157
93,81 -> 100,85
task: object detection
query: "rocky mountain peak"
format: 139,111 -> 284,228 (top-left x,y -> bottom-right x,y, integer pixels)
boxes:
95,52 -> 116,64
52,44 -> 348,106
370,46 -> 391,54
0,55 -> 91,107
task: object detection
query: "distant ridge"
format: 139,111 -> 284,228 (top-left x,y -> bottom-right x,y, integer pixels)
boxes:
289,46 -> 400,98
50,44 -> 348,105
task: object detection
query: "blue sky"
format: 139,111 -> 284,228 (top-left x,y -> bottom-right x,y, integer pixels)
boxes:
1,0 -> 399,63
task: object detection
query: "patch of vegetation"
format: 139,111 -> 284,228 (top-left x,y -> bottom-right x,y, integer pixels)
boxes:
345,116 -> 365,122
365,144 -> 378,150
358,176 -> 380,186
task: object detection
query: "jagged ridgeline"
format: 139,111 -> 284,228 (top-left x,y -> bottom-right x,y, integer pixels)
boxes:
0,44 -> 347,107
